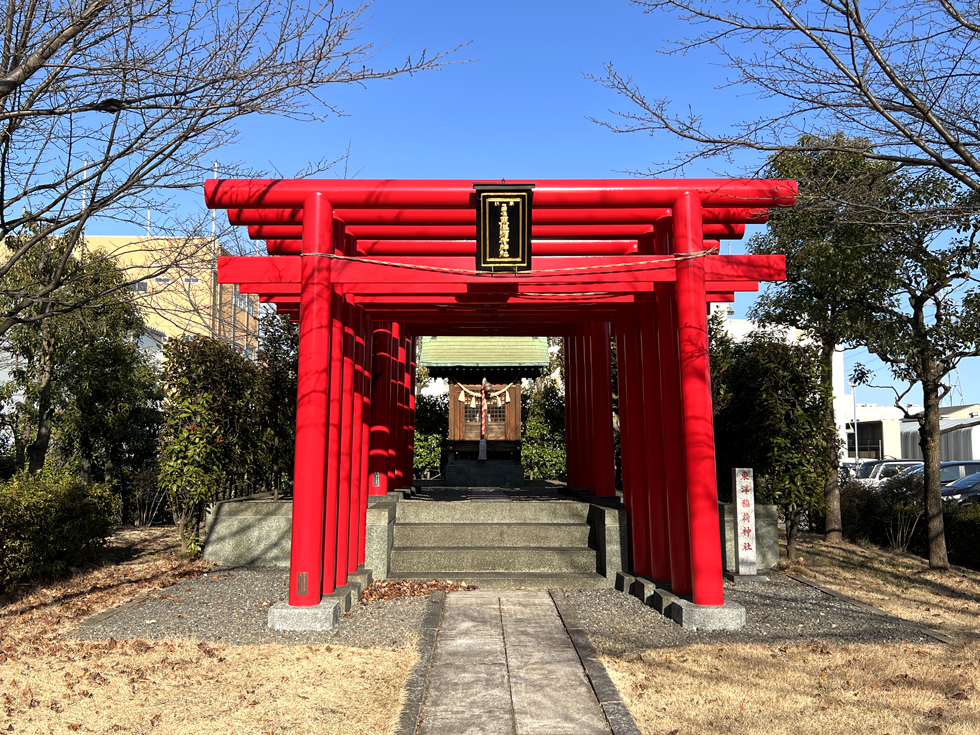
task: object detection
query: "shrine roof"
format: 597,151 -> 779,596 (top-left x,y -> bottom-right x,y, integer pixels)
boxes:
418,336 -> 550,369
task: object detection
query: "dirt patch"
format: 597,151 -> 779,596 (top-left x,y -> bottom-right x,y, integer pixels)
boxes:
1,527 -> 415,734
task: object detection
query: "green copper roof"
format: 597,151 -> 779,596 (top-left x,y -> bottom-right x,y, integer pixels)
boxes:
418,336 -> 550,368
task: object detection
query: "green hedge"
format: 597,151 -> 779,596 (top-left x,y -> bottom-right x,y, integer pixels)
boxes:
840,480 -> 980,570
0,470 -> 117,590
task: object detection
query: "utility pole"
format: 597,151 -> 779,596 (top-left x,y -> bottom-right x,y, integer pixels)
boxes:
848,380 -> 859,459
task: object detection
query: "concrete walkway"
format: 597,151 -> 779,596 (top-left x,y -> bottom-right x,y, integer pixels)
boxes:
418,590 -> 610,735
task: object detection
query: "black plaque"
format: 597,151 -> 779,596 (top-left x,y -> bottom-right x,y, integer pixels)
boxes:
473,183 -> 534,271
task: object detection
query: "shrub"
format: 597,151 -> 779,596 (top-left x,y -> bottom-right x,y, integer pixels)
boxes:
125,464 -> 168,527
413,433 -> 444,478
0,469 -> 116,590
840,478 -> 924,550
877,475 -> 926,552
521,379 -> 566,481
413,393 -> 449,477
841,478 -> 980,572
711,330 -> 833,559
943,502 -> 980,571
159,337 -> 263,555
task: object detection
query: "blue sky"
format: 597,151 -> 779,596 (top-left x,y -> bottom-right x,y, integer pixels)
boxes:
162,0 -> 980,407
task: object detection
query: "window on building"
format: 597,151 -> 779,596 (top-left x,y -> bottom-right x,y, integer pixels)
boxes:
463,399 -> 507,424
154,276 -> 171,284
183,276 -> 200,285
234,292 -> 255,315
128,281 -> 148,293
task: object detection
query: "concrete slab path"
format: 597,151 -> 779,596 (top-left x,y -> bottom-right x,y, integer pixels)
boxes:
418,589 -> 610,735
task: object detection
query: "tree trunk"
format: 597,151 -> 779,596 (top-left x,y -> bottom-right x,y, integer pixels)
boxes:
786,512 -> 800,561
26,320 -> 55,474
919,376 -> 949,569
819,338 -> 843,542
14,412 -> 30,471
79,434 -> 93,483
79,456 -> 92,484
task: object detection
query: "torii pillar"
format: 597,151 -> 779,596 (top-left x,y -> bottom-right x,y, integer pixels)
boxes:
672,193 -> 724,606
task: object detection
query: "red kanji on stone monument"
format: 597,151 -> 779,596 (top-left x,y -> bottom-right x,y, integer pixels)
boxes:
733,468 -> 758,576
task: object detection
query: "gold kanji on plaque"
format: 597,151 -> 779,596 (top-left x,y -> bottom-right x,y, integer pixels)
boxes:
473,183 -> 533,271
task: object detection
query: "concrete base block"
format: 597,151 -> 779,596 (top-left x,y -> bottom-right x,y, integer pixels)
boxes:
348,567 -> 374,592
339,567 -> 373,611
268,563 -> 375,630
668,599 -> 745,631
588,504 -> 627,587
631,577 -> 658,606
268,596 -> 345,632
652,588 -> 679,615
365,500 -> 397,581
615,571 -> 636,593
724,572 -> 770,583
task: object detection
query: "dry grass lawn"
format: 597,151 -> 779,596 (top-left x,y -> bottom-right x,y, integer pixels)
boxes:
605,640 -> 979,735
605,533 -> 980,735
0,527 -> 416,734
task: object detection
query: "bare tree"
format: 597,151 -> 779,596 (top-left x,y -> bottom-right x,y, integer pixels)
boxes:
592,0 -> 980,189
0,0 -> 463,336
590,1 -> 980,566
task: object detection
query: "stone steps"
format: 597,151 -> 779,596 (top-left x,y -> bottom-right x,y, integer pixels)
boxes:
393,522 -> 589,548
394,500 -> 589,524
391,571 -> 608,589
388,499 -> 604,589
388,546 -> 599,574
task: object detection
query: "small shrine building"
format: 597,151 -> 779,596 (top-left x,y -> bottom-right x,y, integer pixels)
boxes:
417,336 -> 551,485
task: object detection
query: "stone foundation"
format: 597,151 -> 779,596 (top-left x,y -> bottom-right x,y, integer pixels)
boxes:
444,459 -> 524,487
203,496 -> 291,567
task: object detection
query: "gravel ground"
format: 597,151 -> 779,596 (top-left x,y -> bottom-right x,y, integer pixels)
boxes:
71,565 -> 937,652
556,572 -> 938,656
71,566 -> 428,648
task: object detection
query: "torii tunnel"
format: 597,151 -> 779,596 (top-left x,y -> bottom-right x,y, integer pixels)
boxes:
205,178 -> 795,610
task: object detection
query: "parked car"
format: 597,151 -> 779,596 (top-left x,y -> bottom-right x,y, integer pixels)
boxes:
853,459 -> 923,487
892,460 -> 980,487
941,471 -> 980,504
839,458 -> 875,482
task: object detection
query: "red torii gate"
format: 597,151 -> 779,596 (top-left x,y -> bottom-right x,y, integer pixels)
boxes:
205,178 -> 795,611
